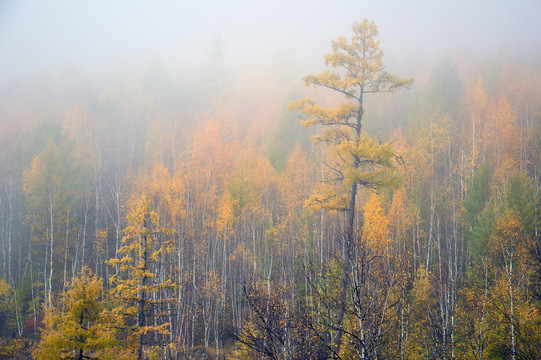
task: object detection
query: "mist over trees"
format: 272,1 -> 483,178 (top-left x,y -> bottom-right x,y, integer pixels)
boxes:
1,11 -> 541,360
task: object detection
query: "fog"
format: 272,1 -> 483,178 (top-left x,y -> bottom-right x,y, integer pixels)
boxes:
1,0 -> 540,85
2,2 -> 541,358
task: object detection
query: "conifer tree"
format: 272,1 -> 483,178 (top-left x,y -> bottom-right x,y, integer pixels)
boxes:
34,268 -> 129,360
288,19 -> 412,354
107,194 -> 175,360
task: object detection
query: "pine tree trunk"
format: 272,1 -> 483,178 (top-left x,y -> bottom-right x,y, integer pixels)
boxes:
334,91 -> 363,356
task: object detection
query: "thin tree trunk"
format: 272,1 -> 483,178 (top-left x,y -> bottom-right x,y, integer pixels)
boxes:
508,260 -> 516,360
48,196 -> 55,307
334,87 -> 364,357
63,208 -> 70,296
138,221 -> 149,360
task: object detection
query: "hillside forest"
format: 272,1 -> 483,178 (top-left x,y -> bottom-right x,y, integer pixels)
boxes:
1,20 -> 541,359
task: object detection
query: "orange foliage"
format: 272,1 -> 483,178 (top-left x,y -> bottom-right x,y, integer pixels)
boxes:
362,193 -> 390,254
484,96 -> 519,169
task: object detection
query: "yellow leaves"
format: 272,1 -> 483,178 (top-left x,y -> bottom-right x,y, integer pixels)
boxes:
217,191 -> 235,236
124,305 -> 138,316
411,266 -> 434,306
286,97 -> 311,113
343,135 -> 394,164
124,194 -> 159,234
312,126 -> 352,146
405,265 -> 438,357
388,190 -> 408,228
0,339 -> 26,359
327,20 -> 381,71
95,229 -> 108,255
200,271 -> 221,300
319,19 -> 412,94
491,210 -> 523,246
289,22 -> 410,218
283,145 -> 314,210
140,163 -> 187,224
488,209 -> 525,267
34,268 -> 131,360
472,76 -> 488,112
0,279 -> 17,333
65,269 -> 102,316
287,98 -> 359,129
395,120 -> 449,193
352,19 -> 378,45
304,70 -> 361,98
302,132 -> 399,213
305,183 -> 348,211
105,193 -> 176,359
22,137 -> 75,220
189,119 -> 234,202
137,323 -> 170,337
119,194 -> 176,258
304,70 -> 340,88
362,193 -> 390,254
337,134 -> 398,189
229,242 -> 254,269
484,96 -> 519,166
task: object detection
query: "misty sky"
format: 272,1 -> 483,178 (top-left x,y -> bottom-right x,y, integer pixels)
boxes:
1,0 -> 540,83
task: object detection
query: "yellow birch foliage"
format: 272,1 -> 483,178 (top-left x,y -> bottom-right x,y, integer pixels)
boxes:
362,193 -> 390,254
144,163 -> 186,227
217,191 -> 235,239
285,145 -> 314,210
484,210 -> 541,357
484,96 -> 519,173
388,189 -> 414,256
405,266 -> 437,359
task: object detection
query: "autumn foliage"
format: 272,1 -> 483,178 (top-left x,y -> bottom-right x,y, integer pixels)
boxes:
0,19 -> 540,360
